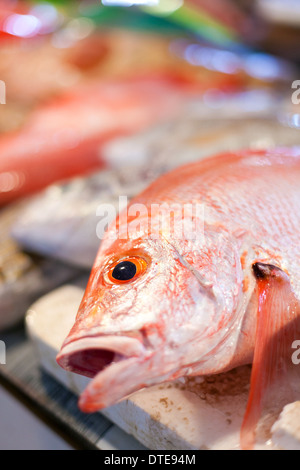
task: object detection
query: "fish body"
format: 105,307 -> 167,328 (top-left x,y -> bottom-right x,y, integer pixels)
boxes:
0,77 -> 182,205
57,148 -> 300,448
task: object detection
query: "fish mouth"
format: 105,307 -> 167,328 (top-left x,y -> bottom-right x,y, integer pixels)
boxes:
56,335 -> 151,411
56,334 -> 180,412
57,335 -> 147,378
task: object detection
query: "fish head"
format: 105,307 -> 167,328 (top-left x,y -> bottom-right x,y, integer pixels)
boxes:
57,210 -> 247,412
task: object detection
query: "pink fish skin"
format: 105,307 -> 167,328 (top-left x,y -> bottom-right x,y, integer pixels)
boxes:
0,77 -> 182,205
57,148 -> 300,449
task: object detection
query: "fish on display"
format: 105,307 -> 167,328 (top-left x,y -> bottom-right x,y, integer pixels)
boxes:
0,77 -> 182,205
0,202 -> 80,331
57,148 -> 300,450
12,114 -> 300,269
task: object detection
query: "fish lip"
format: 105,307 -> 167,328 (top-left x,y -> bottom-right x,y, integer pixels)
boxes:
78,356 -> 145,412
56,335 -> 147,378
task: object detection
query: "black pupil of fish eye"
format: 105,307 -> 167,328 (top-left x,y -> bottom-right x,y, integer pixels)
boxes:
112,261 -> 137,281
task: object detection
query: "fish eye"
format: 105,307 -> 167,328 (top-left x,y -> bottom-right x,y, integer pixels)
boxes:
106,257 -> 147,285
112,261 -> 136,281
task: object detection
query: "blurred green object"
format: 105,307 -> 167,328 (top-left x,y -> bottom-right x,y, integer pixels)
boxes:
79,4 -> 184,33
29,0 -> 239,45
34,0 -> 187,33
80,1 -> 238,45
142,1 -> 238,45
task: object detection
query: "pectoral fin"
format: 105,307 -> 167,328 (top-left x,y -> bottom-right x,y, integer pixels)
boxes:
240,263 -> 300,450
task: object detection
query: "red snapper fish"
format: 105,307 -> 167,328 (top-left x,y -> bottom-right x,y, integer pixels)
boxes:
57,148 -> 300,449
0,77 -> 181,205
